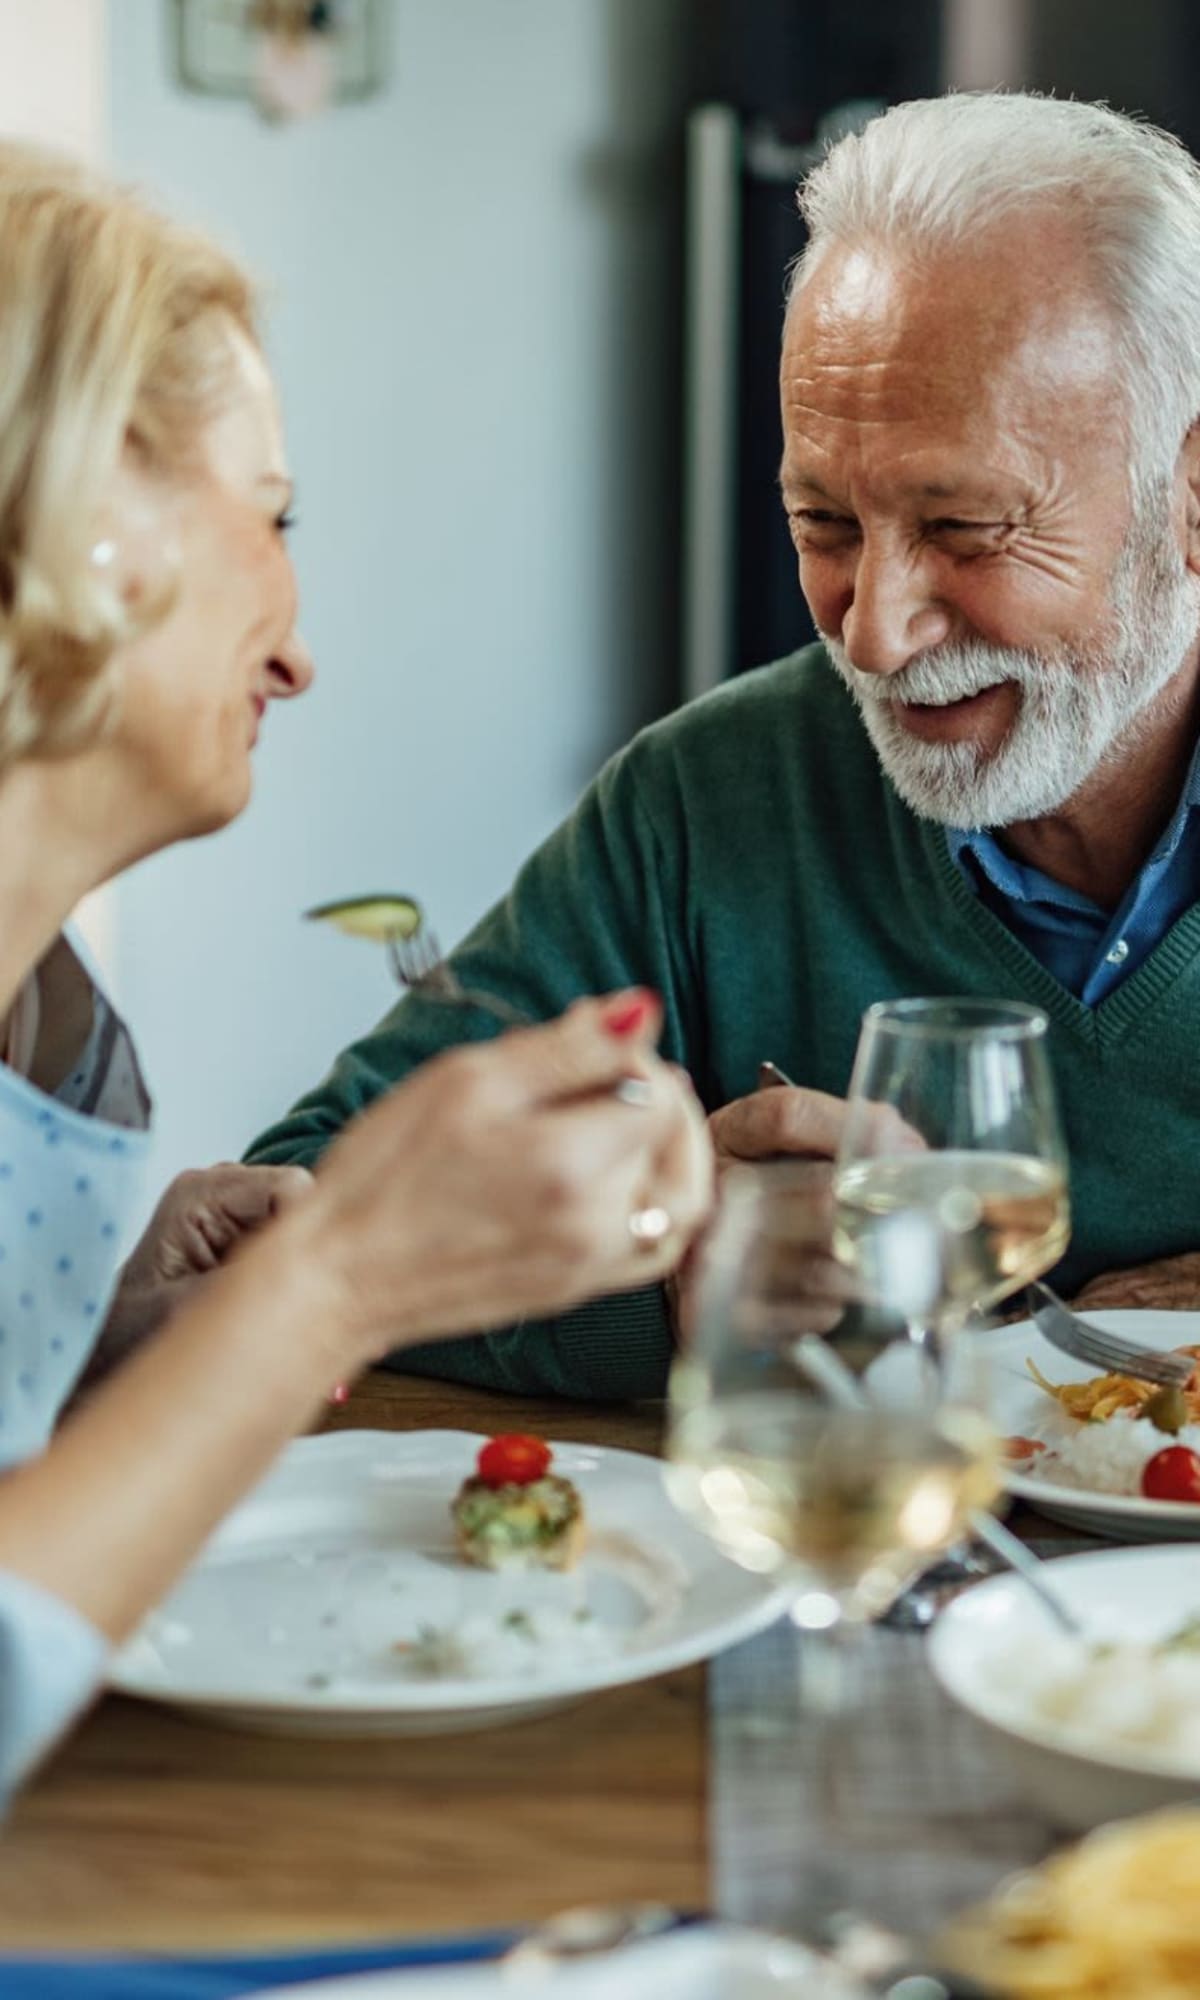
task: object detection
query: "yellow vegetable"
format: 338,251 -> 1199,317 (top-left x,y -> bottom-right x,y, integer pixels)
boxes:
304,894 -> 423,943
1027,1350 -> 1200,1426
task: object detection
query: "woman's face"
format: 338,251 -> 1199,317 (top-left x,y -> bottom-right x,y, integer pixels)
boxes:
107,324 -> 313,844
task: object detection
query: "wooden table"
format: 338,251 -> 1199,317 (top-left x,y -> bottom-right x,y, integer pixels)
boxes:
0,1377 -> 707,1952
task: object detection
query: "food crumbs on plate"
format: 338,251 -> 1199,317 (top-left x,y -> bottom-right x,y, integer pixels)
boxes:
392,1608 -> 617,1683
394,1626 -> 470,1677
451,1434 -> 586,1572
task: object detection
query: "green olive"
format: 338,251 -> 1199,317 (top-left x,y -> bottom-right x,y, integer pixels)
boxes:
1145,1385 -> 1189,1436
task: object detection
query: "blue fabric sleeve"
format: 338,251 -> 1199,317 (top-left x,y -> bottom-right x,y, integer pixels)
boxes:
0,1567 -> 107,1805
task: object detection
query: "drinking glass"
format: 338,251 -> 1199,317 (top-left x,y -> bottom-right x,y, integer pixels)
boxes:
833,997 -> 1069,1372
665,1164 -> 1002,1939
831,996 -> 1069,1605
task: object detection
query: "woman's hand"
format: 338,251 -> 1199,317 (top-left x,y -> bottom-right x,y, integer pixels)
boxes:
79,1162 -> 313,1388
1,996 -> 709,1650
289,992 -> 714,1364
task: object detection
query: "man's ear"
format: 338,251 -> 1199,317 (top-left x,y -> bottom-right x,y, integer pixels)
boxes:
1179,423 -> 1200,576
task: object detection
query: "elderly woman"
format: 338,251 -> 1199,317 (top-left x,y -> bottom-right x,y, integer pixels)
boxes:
0,143 -> 711,1800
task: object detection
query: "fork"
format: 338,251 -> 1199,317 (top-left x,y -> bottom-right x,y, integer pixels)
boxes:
1027,1279 -> 1194,1387
386,926 -> 531,1029
388,923 -> 657,1107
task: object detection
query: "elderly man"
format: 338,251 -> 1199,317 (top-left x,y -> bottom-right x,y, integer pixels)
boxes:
250,91 -> 1200,1396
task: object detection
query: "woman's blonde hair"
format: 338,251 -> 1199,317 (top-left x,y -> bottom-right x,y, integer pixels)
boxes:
0,142 -> 259,767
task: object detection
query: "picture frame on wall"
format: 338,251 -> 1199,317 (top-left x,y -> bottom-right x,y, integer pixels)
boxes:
172,0 -> 388,105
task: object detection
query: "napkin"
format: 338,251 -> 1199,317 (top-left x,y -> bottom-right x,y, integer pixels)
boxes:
0,1927 -> 515,2000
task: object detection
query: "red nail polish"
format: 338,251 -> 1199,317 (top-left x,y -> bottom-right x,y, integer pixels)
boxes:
330,1381 -> 349,1405
604,989 -> 658,1038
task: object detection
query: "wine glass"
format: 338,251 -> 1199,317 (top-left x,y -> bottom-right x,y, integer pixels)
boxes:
664,1164 -> 1002,1939
833,997 -> 1069,1371
832,996 -> 1069,1602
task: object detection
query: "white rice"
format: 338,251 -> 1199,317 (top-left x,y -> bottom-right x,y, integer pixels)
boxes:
985,1632 -> 1200,1772
1023,1414 -> 1200,1496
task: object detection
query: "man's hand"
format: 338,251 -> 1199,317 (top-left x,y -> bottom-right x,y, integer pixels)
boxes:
80,1162 -> 313,1387
1072,1251 -> 1200,1313
669,1081 -> 859,1343
707,1080 -> 851,1169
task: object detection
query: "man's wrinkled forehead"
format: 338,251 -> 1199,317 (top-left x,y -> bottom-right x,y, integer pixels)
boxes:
781,232 -> 1125,468
792,242 -> 895,325
793,218 -> 1117,357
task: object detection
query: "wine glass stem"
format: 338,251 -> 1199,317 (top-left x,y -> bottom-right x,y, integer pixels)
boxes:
903,1312 -> 991,1594
795,1614 -> 858,1722
791,1611 -> 862,1937
904,1320 -> 950,1408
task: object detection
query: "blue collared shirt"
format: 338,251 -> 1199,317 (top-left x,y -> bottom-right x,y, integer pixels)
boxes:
947,737 -> 1200,1006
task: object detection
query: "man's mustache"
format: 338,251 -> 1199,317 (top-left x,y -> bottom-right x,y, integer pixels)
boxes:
822,632 -> 1032,709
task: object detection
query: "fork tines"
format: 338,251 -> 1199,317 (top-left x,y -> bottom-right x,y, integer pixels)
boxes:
1056,1339 -> 1191,1388
1028,1282 -> 1194,1388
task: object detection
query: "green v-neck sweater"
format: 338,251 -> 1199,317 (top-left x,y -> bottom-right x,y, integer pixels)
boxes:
249,645 -> 1200,1400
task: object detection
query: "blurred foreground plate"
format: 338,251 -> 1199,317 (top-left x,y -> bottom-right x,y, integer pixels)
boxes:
268,1924 -> 862,1998
110,1431 -> 788,1735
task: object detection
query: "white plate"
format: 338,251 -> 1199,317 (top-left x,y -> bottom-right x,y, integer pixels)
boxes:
977,1309 -> 1200,1540
930,1543 -> 1200,1831
266,1925 -> 861,1998
110,1430 -> 788,1736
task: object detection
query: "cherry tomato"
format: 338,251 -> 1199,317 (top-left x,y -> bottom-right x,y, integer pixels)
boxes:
477,1434 -> 553,1488
1141,1445 -> 1200,1504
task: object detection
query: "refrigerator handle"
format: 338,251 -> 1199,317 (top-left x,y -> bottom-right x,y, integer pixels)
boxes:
681,103 -> 741,704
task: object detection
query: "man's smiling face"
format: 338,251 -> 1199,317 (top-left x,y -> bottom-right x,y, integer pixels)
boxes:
779,218 -> 1200,828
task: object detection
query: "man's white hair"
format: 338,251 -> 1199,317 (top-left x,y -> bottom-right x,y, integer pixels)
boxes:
790,91 -> 1200,500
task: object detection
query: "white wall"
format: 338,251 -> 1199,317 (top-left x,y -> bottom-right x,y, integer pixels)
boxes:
0,0 -> 106,155
106,0 -> 686,1187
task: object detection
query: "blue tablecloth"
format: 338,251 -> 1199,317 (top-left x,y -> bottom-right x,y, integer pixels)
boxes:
0,1928 -> 516,1999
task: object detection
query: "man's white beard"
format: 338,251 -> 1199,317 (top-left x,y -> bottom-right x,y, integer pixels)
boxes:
820,542 -> 1200,829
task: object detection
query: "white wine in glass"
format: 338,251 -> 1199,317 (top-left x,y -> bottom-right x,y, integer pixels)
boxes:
832,999 -> 1069,1355
834,1149 -> 1069,1328
664,1168 -> 1002,1938
668,1389 -> 1000,1618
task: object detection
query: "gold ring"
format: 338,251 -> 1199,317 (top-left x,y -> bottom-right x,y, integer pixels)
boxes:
628,1204 -> 672,1250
